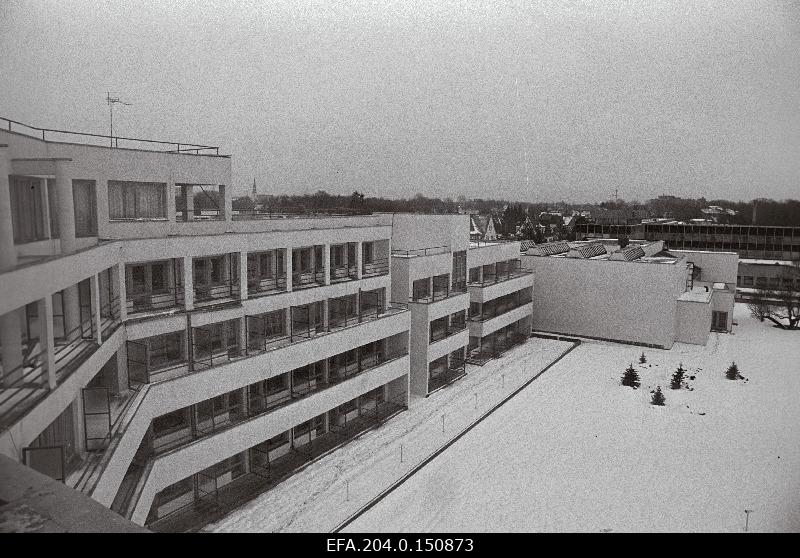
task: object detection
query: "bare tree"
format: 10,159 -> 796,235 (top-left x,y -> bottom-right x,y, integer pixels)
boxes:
747,274 -> 800,330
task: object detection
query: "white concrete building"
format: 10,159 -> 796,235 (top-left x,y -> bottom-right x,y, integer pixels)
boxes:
0,121 -> 410,531
520,240 -> 737,349
390,215 -> 534,396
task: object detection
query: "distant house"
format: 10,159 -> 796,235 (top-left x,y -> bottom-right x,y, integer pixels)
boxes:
469,214 -> 502,242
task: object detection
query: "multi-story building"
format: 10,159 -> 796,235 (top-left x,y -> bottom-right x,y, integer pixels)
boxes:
520,240 -> 737,349
0,119 -> 411,531
389,215 -> 534,397
577,222 -> 800,261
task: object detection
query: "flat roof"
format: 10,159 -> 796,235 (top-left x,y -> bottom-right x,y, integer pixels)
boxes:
678,289 -> 713,303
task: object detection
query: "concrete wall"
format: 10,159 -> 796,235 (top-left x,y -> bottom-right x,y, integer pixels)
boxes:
521,255 -> 686,348
675,300 -> 711,345
390,214 -> 470,252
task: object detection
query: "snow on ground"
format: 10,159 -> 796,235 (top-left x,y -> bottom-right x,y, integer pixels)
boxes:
345,303 -> 800,533
206,337 -> 573,532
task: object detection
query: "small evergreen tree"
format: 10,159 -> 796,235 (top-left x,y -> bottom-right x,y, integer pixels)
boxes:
639,352 -> 647,364
670,363 -> 686,389
726,362 -> 740,380
621,364 -> 641,389
651,386 -> 666,406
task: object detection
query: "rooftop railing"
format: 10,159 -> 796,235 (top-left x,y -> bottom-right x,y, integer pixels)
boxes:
391,245 -> 450,257
1,116 -> 224,155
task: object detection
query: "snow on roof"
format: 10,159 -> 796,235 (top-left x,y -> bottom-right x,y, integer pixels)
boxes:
678,288 -> 713,303
740,259 -> 799,266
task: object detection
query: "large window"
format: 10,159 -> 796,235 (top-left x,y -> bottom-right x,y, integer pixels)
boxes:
108,181 -> 166,220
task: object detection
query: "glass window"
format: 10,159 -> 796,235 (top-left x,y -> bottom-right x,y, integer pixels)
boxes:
108,181 -> 166,219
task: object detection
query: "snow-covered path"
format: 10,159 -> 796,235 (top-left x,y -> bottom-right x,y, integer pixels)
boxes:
206,337 -> 573,532
345,304 -> 800,533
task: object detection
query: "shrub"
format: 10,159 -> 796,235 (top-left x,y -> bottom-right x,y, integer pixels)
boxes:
639,352 -> 647,364
725,362 -> 740,380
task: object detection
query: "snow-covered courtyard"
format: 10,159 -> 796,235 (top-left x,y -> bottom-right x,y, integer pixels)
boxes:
206,335 -> 574,532
345,303 -> 800,533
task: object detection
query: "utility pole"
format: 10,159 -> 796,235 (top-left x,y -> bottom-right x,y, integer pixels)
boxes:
106,92 -> 131,147
744,509 -> 753,532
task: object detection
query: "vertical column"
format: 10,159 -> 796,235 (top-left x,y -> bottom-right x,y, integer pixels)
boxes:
54,159 -> 76,255
115,261 -> 128,322
73,391 -> 86,455
323,243 -> 331,285
0,308 -> 23,386
0,145 -> 17,270
356,241 -> 363,280
115,342 -> 129,392
0,146 -> 24,386
321,299 -> 329,331
239,250 -> 248,301
39,296 -> 56,388
183,256 -> 194,311
62,285 -> 81,342
286,247 -> 293,292
238,316 -> 247,357
90,274 -> 102,345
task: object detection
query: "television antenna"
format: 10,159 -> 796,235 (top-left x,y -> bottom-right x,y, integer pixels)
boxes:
106,92 -> 132,147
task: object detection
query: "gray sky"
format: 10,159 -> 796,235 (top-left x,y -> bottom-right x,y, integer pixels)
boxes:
1,0 -> 798,203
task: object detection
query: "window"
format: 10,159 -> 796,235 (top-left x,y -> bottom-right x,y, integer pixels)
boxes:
9,176 -> 47,243
412,278 -> 430,300
347,243 -> 356,267
363,242 -> 374,264
743,276 -> 754,287
73,180 -> 97,237
149,331 -> 185,370
331,245 -> 344,268
259,253 -> 273,278
108,181 -> 166,220
468,267 -> 480,284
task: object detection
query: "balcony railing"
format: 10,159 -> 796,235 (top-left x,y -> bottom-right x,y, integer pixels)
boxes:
0,349 -> 48,430
146,392 -> 406,533
469,298 -> 531,322
54,318 -> 99,379
247,275 -> 287,298
175,209 -> 223,222
428,359 -> 467,393
1,116 -> 224,155
193,282 -> 239,304
466,331 -> 527,365
468,263 -> 530,287
430,320 -> 467,343
127,286 -> 184,315
411,283 -> 467,304
362,257 -> 389,277
391,245 -> 450,257
99,297 -> 122,340
330,265 -> 358,282
291,269 -> 325,290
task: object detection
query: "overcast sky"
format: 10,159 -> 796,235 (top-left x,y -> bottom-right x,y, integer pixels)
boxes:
1,0 -> 798,203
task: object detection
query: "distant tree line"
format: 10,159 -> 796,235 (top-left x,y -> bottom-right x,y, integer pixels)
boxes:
231,190 -> 800,228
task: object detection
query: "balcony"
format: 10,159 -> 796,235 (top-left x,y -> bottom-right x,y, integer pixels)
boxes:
468,261 -> 530,287
466,330 -> 528,366
127,286 -> 185,316
329,264 -> 358,283
146,390 -> 406,533
362,257 -> 389,278
291,269 -> 325,290
428,358 -> 467,393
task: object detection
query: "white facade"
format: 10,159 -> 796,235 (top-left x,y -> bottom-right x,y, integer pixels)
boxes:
0,126 -> 410,530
